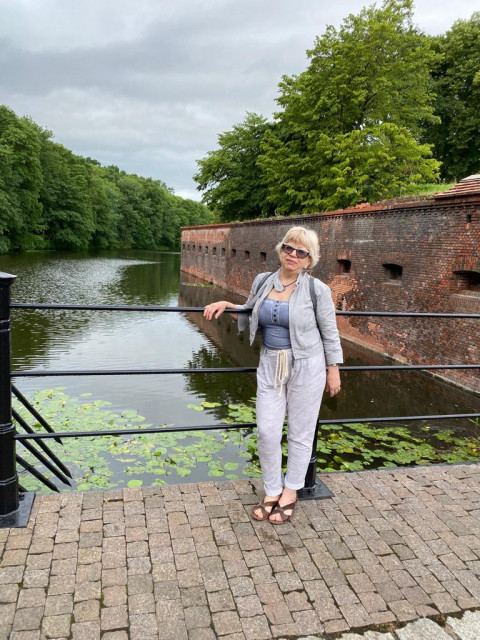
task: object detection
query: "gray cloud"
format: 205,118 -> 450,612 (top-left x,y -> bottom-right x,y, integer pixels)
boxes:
0,0 -> 478,199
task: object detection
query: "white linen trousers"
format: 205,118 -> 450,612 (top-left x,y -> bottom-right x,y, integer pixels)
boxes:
256,346 -> 326,496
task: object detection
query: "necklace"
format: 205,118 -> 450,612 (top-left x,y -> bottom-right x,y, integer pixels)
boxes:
281,278 -> 297,289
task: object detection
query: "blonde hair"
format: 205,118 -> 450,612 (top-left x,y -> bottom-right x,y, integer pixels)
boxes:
275,226 -> 320,268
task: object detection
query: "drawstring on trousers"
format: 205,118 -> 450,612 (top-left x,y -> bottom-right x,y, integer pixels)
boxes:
274,349 -> 289,395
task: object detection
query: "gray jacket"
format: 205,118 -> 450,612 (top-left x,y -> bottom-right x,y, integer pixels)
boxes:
238,269 -> 343,364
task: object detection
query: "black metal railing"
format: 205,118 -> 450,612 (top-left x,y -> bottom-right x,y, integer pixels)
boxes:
1,271 -> 480,526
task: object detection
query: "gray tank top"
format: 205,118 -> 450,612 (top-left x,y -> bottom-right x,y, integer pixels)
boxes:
258,298 -> 291,349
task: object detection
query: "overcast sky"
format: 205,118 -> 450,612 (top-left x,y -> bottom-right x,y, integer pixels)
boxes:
1,0 -> 478,200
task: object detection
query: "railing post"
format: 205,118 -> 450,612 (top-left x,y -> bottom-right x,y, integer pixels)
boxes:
0,272 -> 18,515
298,424 -> 334,500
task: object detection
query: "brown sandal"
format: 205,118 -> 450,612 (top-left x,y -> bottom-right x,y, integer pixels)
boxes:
268,499 -> 298,525
251,498 -> 279,521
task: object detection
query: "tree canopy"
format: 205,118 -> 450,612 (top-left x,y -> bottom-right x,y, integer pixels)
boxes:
194,113 -> 276,222
422,13 -> 480,180
259,0 -> 440,213
196,0 -> 480,220
0,106 -> 212,253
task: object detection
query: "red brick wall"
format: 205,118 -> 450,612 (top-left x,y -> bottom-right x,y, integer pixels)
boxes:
181,192 -> 480,393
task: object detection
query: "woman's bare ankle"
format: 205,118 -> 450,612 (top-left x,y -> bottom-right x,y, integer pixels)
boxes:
265,493 -> 281,501
280,488 -> 297,503
269,488 -> 297,521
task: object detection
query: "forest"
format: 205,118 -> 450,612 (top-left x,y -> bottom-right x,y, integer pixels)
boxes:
195,2 -> 480,221
0,105 -> 212,253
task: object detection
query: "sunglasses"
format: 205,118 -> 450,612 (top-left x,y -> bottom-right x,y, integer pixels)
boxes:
281,243 -> 310,260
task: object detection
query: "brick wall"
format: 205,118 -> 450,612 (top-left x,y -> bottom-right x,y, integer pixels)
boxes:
181,179 -> 480,393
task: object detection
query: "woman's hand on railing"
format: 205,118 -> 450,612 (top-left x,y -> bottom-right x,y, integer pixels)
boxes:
203,301 -> 232,320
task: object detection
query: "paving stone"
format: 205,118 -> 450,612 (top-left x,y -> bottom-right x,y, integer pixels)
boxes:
102,586 -> 127,607
284,590 -> 312,612
291,609 -> 323,635
339,602 -> 372,628
44,594 -> 73,616
195,541 -> 219,557
224,559 -> 250,578
339,631 -> 395,639
100,604 -> 128,631
1,549 -> 28,566
102,567 -> 127,587
41,614 -> 71,638
187,626 -> 217,640
212,611 -> 242,636
236,594 -> 263,618
250,565 -> 276,585
155,616 -> 188,640
181,587 -> 208,608
323,618 -> 351,634
275,571 -> 303,593
12,607 -> 44,632
127,541 -> 149,557
331,584 -> 359,606
256,583 -> 284,604
263,601 -> 293,625
128,591 -> 155,614
128,556 -> 152,574
77,548 -> 101,565
71,620 -> 100,640
101,632 -> 129,640
154,580 -> 180,602
268,621 -> 298,637
395,617 -> 453,640
0,602 -> 16,627
156,598 -> 184,622
184,605 -> 211,630
240,614 -> 272,640
9,631 -> 42,640
229,576 -> 256,597
388,599 -> 418,622
446,610 -> 480,640
74,581 -> 101,603
0,583 -> 18,604
175,566 -> 202,588
76,562 -> 101,583
312,596 -> 343,622
74,599 -> 100,622
129,612 -> 158,639
17,588 -> 46,610
207,590 -> 236,612
48,575 -> 76,596
203,570 -> 229,592
431,591 -> 461,613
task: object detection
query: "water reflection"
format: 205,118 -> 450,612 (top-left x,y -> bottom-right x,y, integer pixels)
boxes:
179,279 -> 480,434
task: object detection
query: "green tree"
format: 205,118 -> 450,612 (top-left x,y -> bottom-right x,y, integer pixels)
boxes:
169,196 -> 213,246
0,106 -> 44,251
0,105 -> 212,253
40,143 -> 96,249
88,166 -> 122,249
424,13 -> 480,179
258,0 -> 440,213
194,113 -> 276,222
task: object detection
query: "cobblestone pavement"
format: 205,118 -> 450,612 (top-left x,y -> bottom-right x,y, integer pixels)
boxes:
1,464 -> 480,639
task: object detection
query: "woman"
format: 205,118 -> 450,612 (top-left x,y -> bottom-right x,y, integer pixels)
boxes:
203,226 -> 342,524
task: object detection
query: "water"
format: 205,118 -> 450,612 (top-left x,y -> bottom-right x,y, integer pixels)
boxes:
2,250 -> 479,491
